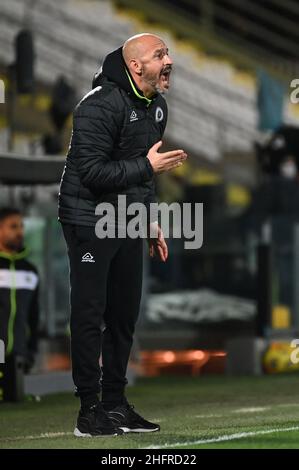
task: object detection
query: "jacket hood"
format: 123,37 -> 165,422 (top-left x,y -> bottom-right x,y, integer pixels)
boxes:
92,47 -> 156,103
92,47 -> 129,91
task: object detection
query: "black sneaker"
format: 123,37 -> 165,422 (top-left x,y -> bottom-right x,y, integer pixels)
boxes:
74,403 -> 124,437
107,402 -> 160,433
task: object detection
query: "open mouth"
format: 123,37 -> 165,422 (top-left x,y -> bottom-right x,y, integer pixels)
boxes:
160,69 -> 171,86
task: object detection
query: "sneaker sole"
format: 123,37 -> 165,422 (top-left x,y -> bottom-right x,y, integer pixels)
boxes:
119,426 -> 160,433
74,427 -> 121,438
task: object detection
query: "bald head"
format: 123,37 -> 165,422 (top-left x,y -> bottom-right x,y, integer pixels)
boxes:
122,33 -> 164,65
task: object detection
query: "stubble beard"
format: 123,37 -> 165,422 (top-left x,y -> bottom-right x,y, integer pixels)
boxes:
141,65 -> 164,95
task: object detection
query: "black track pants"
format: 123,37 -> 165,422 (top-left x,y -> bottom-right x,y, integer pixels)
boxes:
62,224 -> 143,403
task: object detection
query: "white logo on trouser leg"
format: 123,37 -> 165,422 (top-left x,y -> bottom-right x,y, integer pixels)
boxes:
81,253 -> 95,263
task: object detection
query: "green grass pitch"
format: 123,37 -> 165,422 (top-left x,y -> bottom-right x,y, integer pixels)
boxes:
1,374 -> 299,449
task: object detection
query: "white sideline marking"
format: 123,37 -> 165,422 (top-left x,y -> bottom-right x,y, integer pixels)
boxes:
194,403 -> 299,419
232,407 -> 269,413
0,432 -> 72,442
194,407 -> 268,419
144,426 -> 299,449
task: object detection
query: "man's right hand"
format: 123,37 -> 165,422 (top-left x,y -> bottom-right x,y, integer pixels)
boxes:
147,141 -> 187,174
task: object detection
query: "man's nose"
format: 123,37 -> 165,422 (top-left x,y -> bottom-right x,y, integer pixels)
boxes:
164,54 -> 173,66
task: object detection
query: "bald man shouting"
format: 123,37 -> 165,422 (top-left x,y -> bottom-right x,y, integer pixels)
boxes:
58,33 -> 187,437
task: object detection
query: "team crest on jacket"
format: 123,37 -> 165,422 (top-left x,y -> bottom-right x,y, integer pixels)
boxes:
155,107 -> 163,123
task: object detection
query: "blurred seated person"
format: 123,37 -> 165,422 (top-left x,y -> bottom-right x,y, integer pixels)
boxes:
0,208 -> 39,375
250,124 -> 299,222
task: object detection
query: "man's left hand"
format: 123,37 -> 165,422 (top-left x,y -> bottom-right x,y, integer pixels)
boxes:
147,222 -> 168,262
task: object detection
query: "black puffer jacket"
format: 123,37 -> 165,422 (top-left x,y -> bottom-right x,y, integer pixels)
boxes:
58,47 -> 168,226
0,249 -> 39,358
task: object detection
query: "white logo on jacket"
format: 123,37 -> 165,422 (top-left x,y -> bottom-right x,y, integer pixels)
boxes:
129,110 -> 138,122
155,107 -> 163,123
0,269 -> 38,289
0,340 -> 4,364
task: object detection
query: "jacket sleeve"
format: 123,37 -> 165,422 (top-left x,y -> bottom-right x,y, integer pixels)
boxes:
72,95 -> 154,193
143,177 -> 158,223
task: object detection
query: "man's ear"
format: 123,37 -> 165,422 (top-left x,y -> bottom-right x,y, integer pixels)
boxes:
130,59 -> 142,76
